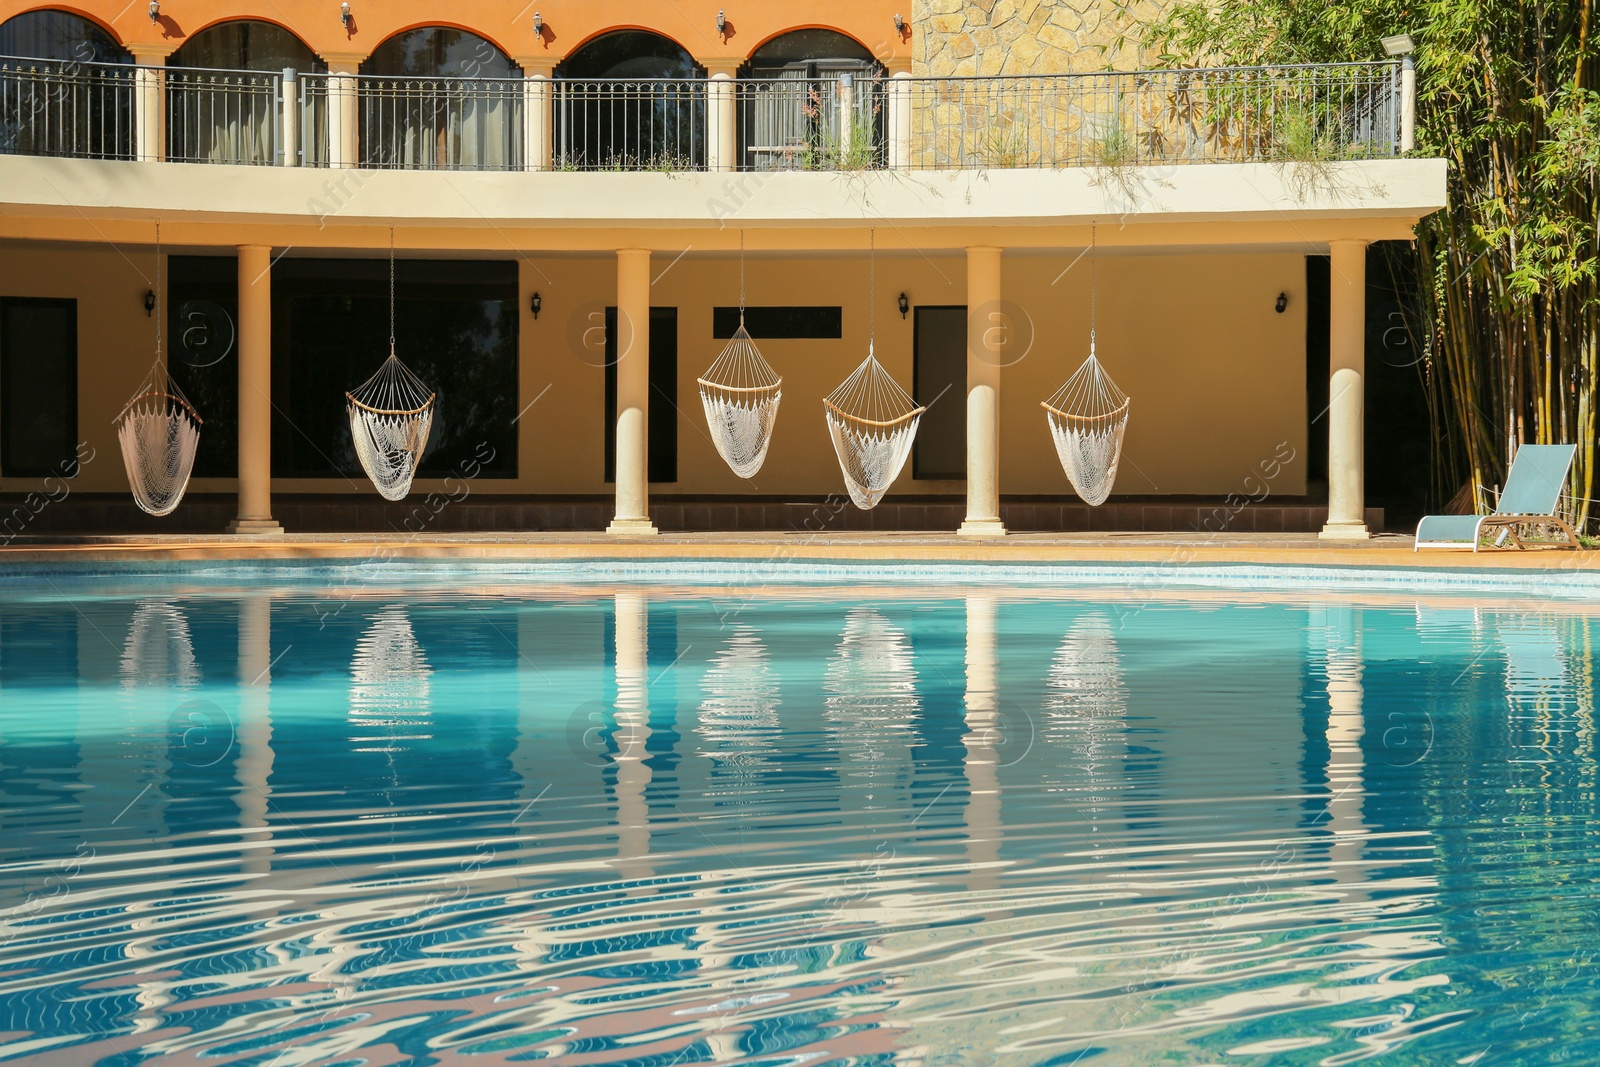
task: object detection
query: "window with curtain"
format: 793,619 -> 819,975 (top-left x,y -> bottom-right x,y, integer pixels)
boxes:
0,10 -> 133,159
167,21 -> 321,165
554,31 -> 705,170
738,30 -> 883,171
360,27 -> 520,170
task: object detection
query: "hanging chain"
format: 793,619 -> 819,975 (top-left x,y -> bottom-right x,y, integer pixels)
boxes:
154,220 -> 162,363
389,226 -> 396,354
1089,222 -> 1097,358
869,229 -> 876,356
739,229 -> 746,323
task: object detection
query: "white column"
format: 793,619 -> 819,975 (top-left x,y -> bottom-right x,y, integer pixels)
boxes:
323,58 -> 361,169
517,58 -> 555,171
1399,55 -> 1416,153
888,69 -> 912,171
959,246 -> 1006,537
230,246 -> 282,534
837,73 -> 855,158
128,47 -> 167,163
1321,239 -> 1369,539
280,68 -> 299,166
608,249 -> 658,535
706,65 -> 737,173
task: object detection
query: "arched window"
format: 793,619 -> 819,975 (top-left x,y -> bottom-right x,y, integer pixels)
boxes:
739,30 -> 884,171
360,27 -> 520,170
0,10 -> 132,159
167,21 -> 321,165
555,31 -> 705,170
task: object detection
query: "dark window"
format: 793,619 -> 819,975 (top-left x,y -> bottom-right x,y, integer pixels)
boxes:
555,31 -> 705,170
913,305 -> 965,480
167,256 -> 239,478
168,19 -> 322,71
604,307 -> 678,483
0,10 -> 131,62
0,12 -> 133,160
272,259 -> 519,480
712,306 -> 842,340
1305,256 -> 1329,484
0,298 -> 77,477
361,28 -> 520,170
739,29 -> 883,172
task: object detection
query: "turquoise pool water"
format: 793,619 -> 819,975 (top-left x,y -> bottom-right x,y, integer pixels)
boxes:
0,581 -> 1596,1065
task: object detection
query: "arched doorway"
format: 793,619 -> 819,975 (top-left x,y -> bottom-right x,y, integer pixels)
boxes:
740,30 -> 883,171
555,30 -> 705,170
167,20 -> 321,165
361,26 -> 520,170
0,9 -> 132,158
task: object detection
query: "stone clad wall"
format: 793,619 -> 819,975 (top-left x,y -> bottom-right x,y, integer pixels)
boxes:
913,0 -> 1170,77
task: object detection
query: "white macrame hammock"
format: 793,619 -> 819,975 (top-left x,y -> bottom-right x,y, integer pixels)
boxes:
1042,335 -> 1130,506
347,348 -> 435,501
699,324 -> 781,478
824,343 -> 925,510
117,372 -> 203,517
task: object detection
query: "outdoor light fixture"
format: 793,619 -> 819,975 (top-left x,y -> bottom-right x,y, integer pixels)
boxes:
530,292 -> 542,319
898,292 -> 910,319
894,13 -> 906,35
148,1 -> 160,24
144,289 -> 156,316
533,12 -> 543,36
340,2 -> 353,30
717,9 -> 726,37
1381,33 -> 1415,56
1275,292 -> 1289,313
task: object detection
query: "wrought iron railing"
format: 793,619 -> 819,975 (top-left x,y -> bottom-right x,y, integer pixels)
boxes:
553,79 -> 706,171
0,54 -> 134,160
904,63 -> 1401,170
0,57 -> 1403,173
736,74 -> 886,172
359,73 -> 523,171
166,67 -> 281,165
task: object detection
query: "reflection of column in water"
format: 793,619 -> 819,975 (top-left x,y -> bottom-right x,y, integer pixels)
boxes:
697,625 -> 780,804
823,607 -> 921,814
612,593 -> 652,876
1500,614 -> 1582,767
963,596 -> 1002,886
348,606 -> 433,757
120,600 -> 201,689
1042,613 -> 1127,833
236,594 -> 275,879
1313,604 -> 1366,895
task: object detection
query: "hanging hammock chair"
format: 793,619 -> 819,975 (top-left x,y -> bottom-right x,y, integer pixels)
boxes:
1043,341 -> 1130,506
700,324 -> 782,479
824,344 -> 925,510
347,348 -> 436,501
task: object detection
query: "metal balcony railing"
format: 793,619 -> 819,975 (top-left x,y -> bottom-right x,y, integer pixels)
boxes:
0,56 -> 1405,173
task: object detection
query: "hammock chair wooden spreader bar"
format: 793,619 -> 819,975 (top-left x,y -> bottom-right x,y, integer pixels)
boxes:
116,221 -> 204,517
699,232 -> 782,479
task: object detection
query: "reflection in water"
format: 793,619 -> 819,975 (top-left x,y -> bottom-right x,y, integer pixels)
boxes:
349,606 -> 433,752
696,625 -> 781,801
1041,612 -> 1127,824
824,607 -> 921,813
612,592 -> 652,876
119,600 -> 199,689
1500,614 -> 1584,766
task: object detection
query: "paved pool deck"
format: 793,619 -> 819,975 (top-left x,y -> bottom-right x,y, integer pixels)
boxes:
0,530 -> 1591,572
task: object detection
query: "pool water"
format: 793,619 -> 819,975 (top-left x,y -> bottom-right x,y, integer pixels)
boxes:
0,582 -> 1597,1065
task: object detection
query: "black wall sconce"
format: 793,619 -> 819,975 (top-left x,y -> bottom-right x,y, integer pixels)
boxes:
1275,292 -> 1289,314
717,9 -> 726,37
144,289 -> 157,316
148,1 -> 160,24
340,2 -> 353,29
530,292 -> 542,319
898,292 -> 910,319
533,12 -> 543,37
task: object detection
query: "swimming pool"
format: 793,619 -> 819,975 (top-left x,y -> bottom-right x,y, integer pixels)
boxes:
0,581 -> 1595,1064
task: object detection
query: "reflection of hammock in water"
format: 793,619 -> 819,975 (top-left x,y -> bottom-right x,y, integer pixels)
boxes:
823,608 -> 921,805
120,600 -> 200,689
349,607 -> 433,753
1043,614 -> 1127,814
697,626 -> 781,799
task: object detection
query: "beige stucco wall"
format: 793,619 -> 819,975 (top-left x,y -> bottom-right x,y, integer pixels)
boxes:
0,245 -> 1306,501
913,0 -> 1170,77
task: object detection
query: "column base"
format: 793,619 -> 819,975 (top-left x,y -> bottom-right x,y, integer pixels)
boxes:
957,518 -> 1008,538
606,518 -> 659,536
228,517 -> 284,535
1319,521 -> 1370,541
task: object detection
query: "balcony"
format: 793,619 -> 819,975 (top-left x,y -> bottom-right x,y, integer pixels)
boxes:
0,57 -> 1410,173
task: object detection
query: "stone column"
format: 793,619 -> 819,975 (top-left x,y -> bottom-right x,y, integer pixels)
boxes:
887,60 -> 913,171
280,68 -> 299,166
1321,239 -> 1368,539
321,55 -> 362,169
515,57 -> 556,171
230,246 -> 282,534
128,46 -> 169,163
705,62 -> 738,173
959,246 -> 1007,537
608,249 -> 658,535
1400,55 -> 1416,154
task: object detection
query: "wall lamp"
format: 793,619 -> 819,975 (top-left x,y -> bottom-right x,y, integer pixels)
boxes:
340,2 -> 353,30
717,9 -> 726,37
898,292 -> 910,319
533,12 -> 543,37
894,13 -> 907,36
148,1 -> 160,24
144,289 -> 157,316
1275,292 -> 1289,314
530,292 -> 542,319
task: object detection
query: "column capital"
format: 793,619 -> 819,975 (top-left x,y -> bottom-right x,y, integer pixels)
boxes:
127,44 -> 174,65
703,59 -> 741,78
884,57 -> 914,77
318,51 -> 367,74
515,57 -> 558,77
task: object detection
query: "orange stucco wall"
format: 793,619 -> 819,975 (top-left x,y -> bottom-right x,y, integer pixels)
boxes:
0,2 -> 910,69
